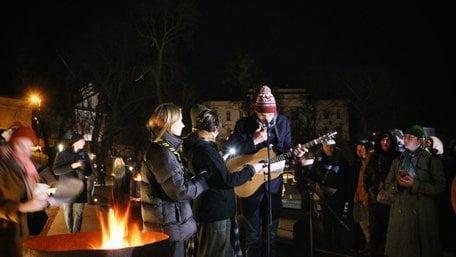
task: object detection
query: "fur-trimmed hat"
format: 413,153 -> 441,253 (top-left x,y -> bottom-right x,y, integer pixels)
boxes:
9,126 -> 37,144
404,124 -> 427,139
190,104 -> 210,128
429,136 -> 444,155
69,132 -> 84,145
254,85 -> 277,113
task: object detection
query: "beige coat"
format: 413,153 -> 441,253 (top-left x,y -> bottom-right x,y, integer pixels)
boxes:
0,156 -> 30,257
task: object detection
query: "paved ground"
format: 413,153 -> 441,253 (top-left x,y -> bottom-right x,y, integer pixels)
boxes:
38,183 -> 357,257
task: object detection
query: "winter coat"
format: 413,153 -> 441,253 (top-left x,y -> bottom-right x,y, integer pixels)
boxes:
384,148 -> 446,257
182,133 -> 255,223
0,156 -> 32,257
224,114 -> 292,157
365,131 -> 401,203
53,148 -> 90,203
140,132 -> 207,242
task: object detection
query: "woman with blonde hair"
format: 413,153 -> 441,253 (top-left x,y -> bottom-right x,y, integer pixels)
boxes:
112,156 -> 127,206
140,103 -> 208,257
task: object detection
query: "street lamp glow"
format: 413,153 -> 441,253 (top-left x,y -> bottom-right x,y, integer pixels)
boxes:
30,95 -> 41,107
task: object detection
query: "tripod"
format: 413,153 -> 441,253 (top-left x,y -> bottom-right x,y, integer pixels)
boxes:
296,176 -> 350,257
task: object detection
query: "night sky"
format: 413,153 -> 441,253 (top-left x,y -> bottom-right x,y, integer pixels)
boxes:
0,1 -> 453,135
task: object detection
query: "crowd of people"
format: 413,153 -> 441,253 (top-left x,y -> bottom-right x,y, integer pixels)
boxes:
1,85 -> 455,257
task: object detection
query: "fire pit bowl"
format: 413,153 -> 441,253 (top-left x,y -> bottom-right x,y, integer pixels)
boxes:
23,231 -> 169,257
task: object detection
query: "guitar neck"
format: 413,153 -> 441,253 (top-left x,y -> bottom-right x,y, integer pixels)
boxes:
301,138 -> 323,150
270,152 -> 292,164
271,131 -> 337,164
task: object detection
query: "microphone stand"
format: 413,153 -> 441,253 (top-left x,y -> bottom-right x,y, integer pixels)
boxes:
265,123 -> 272,257
305,179 -> 315,257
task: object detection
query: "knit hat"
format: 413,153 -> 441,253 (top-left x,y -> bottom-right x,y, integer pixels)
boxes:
404,124 -> 427,139
69,132 -> 84,145
190,104 -> 210,128
254,85 -> 277,113
9,126 -> 37,144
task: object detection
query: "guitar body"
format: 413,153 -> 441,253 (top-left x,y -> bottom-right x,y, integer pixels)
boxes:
226,148 -> 285,198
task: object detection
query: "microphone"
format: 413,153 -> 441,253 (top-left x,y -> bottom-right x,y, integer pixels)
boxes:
258,118 -> 273,130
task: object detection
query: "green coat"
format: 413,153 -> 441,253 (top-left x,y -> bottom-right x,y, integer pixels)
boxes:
0,157 -> 31,257
384,149 -> 446,257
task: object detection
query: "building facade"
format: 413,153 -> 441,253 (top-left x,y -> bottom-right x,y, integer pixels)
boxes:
202,88 -> 350,145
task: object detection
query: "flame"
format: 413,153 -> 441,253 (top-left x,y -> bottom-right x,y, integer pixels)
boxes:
97,203 -> 144,249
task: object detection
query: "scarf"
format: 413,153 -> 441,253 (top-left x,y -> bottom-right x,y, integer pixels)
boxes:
156,139 -> 184,173
197,130 -> 216,142
12,151 -> 40,194
354,158 -> 369,206
401,146 -> 425,176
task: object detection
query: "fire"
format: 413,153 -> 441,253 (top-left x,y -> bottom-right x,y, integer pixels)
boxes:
97,203 -> 144,249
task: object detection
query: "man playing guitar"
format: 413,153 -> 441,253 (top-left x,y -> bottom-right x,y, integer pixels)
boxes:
224,85 -> 306,257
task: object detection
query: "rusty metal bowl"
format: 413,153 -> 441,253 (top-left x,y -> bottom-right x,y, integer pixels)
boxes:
23,231 -> 169,257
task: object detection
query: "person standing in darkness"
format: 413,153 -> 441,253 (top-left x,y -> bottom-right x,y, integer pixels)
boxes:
183,104 -> 264,257
306,139 -> 352,251
224,85 -> 293,257
384,125 -> 445,257
53,132 -> 90,233
365,130 -> 402,257
140,102 -> 208,257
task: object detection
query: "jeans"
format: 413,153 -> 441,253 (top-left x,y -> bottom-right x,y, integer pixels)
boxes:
243,212 -> 278,257
241,178 -> 282,257
168,240 -> 185,257
63,202 -> 84,233
197,219 -> 234,257
87,175 -> 95,200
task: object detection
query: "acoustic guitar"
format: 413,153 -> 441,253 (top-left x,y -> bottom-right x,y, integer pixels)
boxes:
226,131 -> 337,197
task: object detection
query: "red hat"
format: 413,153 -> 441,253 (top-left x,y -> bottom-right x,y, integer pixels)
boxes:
9,126 -> 37,144
254,85 -> 277,113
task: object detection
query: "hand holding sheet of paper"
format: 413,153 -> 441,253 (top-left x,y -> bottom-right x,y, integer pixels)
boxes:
48,177 -> 84,205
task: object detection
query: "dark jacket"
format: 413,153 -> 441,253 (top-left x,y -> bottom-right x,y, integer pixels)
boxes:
182,133 -> 255,222
53,148 -> 90,203
224,114 -> 292,219
224,114 -> 292,157
365,131 -> 401,202
140,132 -> 207,242
309,146 -> 352,204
